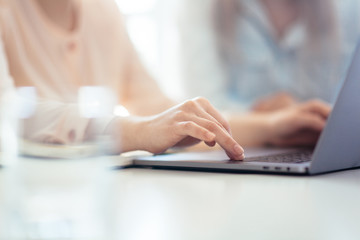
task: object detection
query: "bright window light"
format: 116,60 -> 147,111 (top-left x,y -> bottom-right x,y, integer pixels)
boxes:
115,0 -> 158,15
114,0 -> 184,100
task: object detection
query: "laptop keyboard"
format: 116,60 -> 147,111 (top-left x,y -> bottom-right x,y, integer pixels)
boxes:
245,151 -> 313,164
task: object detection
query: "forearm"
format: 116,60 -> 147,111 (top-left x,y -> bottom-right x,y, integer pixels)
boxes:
123,94 -> 176,116
227,112 -> 273,147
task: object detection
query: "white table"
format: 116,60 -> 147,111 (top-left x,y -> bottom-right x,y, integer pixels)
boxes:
110,167 -> 360,240
1,157 -> 360,240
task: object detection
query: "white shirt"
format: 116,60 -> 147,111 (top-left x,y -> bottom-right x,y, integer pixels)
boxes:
0,0 -> 164,145
180,0 -> 360,111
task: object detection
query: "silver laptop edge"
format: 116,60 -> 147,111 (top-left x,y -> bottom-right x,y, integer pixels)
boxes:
308,41 -> 360,174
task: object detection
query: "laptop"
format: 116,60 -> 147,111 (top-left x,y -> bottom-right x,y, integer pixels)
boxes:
133,41 -> 360,175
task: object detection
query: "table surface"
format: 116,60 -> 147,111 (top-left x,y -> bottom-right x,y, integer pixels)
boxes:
108,166 -> 360,240
1,156 -> 360,240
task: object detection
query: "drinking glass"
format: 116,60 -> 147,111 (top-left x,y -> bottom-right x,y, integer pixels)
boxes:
0,85 -> 118,240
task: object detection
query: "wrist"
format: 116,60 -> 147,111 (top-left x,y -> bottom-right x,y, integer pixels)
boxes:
261,113 -> 277,146
227,112 -> 273,147
244,112 -> 275,146
261,112 -> 283,146
105,116 -> 148,154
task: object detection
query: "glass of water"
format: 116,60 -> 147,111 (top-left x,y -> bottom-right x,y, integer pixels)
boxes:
1,85 -> 118,239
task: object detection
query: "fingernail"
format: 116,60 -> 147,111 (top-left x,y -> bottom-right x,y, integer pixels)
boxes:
234,144 -> 244,156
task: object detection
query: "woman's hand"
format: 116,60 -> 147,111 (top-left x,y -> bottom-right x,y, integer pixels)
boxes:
266,100 -> 331,147
140,97 -> 245,160
119,97 -> 245,160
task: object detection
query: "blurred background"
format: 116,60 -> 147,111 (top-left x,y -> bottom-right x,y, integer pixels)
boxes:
116,0 -> 183,100
116,0 -> 360,111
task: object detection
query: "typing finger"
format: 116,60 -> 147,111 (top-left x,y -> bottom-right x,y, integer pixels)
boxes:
301,100 -> 332,119
179,115 -> 244,160
174,121 -> 217,143
194,97 -> 232,133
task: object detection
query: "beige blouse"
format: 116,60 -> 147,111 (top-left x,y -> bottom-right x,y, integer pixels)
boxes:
0,0 -> 166,144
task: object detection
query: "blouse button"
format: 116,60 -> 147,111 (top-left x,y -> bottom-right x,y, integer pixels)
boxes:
67,41 -> 77,51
